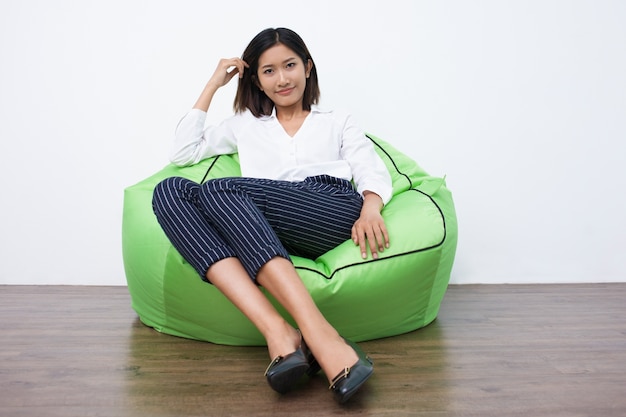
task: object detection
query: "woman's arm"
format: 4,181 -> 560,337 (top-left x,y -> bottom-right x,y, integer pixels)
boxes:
193,58 -> 248,111
170,58 -> 248,166
337,112 -> 392,259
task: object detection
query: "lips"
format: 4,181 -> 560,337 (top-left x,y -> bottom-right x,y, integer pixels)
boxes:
276,87 -> 295,96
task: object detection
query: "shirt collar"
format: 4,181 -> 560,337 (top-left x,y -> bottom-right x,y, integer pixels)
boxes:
260,104 -> 329,121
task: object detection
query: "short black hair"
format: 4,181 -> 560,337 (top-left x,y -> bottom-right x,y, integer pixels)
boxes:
234,28 -> 320,117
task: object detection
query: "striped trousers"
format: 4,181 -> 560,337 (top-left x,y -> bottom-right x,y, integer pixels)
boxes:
152,175 -> 363,282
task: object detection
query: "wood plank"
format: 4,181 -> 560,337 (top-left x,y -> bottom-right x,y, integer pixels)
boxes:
1,284 -> 625,416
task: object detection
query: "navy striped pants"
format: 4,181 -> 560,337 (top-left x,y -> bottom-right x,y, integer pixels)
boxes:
152,175 -> 363,282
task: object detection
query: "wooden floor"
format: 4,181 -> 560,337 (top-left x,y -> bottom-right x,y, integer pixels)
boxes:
1,284 -> 625,417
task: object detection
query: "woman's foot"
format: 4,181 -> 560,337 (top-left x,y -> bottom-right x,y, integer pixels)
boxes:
308,335 -> 373,403
312,335 -> 359,381
264,325 -> 310,394
328,339 -> 374,403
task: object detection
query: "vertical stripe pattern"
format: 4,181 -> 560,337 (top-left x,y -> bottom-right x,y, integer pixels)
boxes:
152,175 -> 363,282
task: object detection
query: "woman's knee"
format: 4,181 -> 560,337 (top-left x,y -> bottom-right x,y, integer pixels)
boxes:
152,177 -> 196,210
201,177 -> 242,193
199,177 -> 247,204
153,177 -> 176,203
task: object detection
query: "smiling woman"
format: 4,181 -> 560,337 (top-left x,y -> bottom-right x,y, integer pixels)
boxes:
233,28 -> 319,119
254,44 -> 313,129
146,27 -> 394,403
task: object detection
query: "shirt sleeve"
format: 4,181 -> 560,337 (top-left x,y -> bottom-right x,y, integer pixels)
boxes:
169,109 -> 238,166
339,113 -> 393,205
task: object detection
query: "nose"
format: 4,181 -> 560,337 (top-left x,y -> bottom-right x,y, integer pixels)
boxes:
278,69 -> 288,86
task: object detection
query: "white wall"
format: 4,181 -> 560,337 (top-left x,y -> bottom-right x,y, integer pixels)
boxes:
1,0 -> 624,285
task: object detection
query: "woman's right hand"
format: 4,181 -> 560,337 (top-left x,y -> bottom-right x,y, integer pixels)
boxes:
193,58 -> 249,111
207,58 -> 249,89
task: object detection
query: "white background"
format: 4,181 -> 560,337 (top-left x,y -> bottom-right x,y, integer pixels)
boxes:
1,0 -> 624,285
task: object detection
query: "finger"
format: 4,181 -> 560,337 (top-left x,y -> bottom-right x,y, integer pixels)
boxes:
373,227 -> 386,252
224,67 -> 240,82
376,223 -> 389,251
225,61 -> 240,75
366,229 -> 379,260
381,224 -> 390,249
234,58 -> 248,78
221,58 -> 245,76
234,58 -> 249,74
351,225 -> 358,245
355,226 -> 368,259
359,237 -> 369,260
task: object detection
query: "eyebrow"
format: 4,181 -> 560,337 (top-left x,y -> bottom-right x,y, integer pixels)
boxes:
260,57 -> 298,69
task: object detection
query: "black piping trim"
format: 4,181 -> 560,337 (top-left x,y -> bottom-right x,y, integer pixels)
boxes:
200,155 -> 221,184
367,134 -> 413,190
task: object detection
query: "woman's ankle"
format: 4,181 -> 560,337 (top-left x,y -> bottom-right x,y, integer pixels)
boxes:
265,322 -> 301,360
308,335 -> 359,381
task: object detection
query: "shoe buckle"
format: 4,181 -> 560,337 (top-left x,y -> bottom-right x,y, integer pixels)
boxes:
264,356 -> 282,376
329,367 -> 350,390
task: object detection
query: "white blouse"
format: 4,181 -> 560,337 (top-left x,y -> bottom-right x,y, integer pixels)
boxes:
170,106 -> 393,205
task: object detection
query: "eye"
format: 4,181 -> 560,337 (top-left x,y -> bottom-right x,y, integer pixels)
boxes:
286,62 -> 296,69
262,68 -> 274,74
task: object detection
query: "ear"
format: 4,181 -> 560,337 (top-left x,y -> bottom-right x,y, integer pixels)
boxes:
305,59 -> 313,78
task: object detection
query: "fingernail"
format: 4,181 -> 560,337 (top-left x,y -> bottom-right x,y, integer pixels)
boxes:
362,252 -> 367,259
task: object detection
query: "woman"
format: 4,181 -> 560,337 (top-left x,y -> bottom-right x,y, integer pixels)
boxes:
152,27 -> 392,403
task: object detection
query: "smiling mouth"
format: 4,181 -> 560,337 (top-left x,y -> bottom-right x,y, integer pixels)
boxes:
276,87 -> 294,95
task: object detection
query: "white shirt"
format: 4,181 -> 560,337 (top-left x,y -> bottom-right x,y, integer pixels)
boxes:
170,106 -> 393,205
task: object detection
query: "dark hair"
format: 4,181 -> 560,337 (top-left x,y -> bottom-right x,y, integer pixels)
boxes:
234,28 -> 320,117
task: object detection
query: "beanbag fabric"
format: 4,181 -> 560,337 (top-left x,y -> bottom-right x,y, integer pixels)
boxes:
122,134 -> 457,346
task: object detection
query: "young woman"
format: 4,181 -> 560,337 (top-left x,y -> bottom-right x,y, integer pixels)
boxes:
152,27 -> 392,403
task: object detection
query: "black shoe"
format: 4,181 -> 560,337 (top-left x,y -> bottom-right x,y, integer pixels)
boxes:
264,338 -> 310,394
329,339 -> 374,404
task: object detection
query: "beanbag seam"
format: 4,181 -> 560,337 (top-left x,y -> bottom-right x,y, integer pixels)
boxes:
367,134 -> 413,189
199,155 -> 223,184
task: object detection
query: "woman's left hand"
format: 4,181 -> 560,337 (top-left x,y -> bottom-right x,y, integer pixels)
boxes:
351,192 -> 389,259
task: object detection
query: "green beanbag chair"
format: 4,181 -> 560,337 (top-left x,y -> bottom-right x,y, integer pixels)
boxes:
122,134 -> 458,346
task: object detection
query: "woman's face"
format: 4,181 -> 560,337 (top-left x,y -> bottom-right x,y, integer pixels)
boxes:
256,43 -> 312,112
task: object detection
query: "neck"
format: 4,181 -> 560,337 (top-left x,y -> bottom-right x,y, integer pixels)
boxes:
275,105 -> 308,121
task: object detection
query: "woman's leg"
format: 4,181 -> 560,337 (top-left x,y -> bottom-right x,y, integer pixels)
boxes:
256,257 -> 358,384
206,255 -> 360,383
205,257 -> 301,361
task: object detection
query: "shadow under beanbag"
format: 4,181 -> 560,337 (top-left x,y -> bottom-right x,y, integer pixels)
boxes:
122,134 -> 458,346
